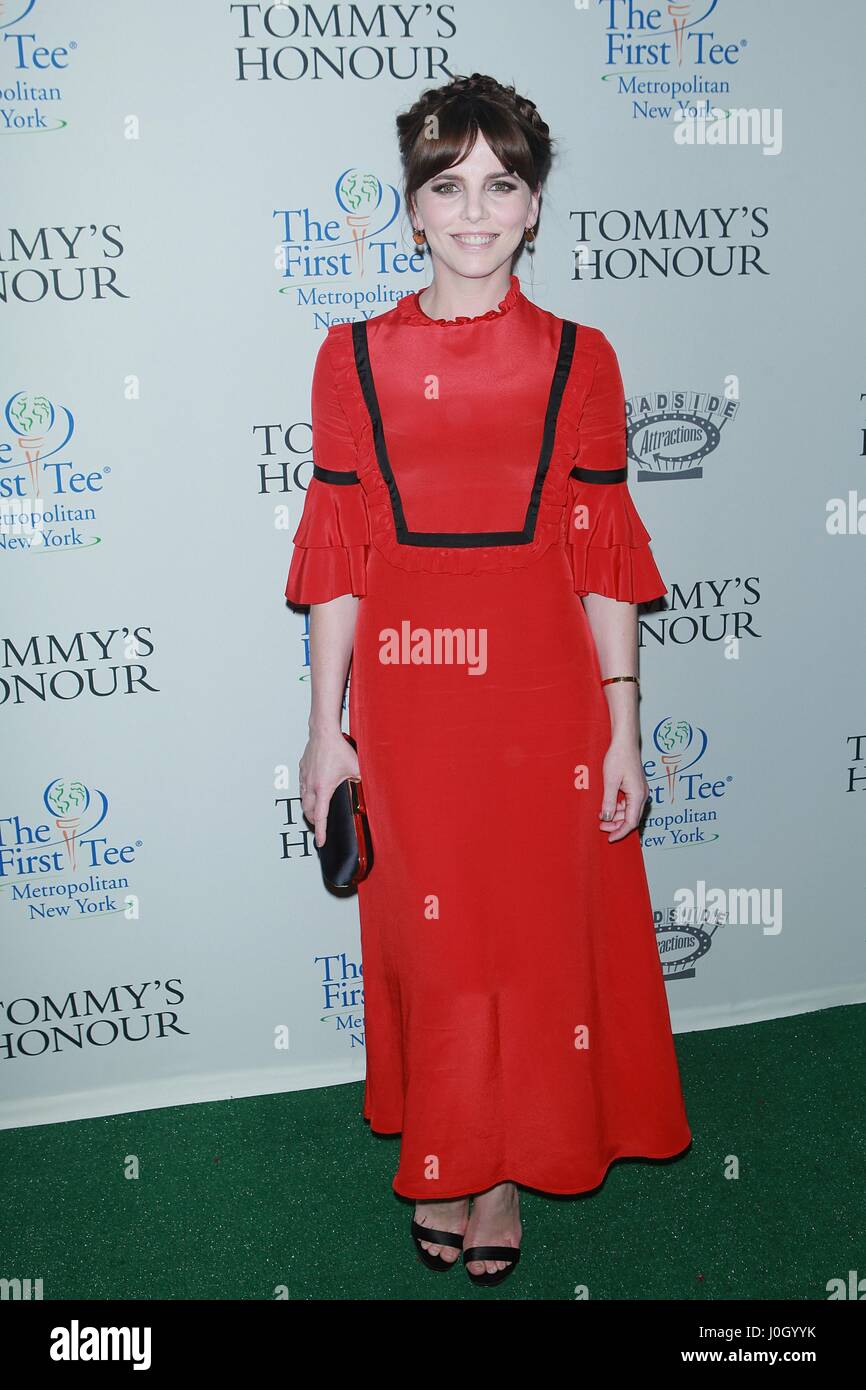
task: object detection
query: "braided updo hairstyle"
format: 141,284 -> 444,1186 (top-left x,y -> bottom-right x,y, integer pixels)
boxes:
396,73 -> 555,241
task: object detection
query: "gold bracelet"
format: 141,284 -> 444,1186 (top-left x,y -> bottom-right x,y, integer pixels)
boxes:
601,675 -> 640,687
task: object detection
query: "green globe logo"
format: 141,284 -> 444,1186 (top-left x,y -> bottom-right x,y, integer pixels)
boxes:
656,718 -> 693,804
657,718 -> 692,755
6,391 -> 55,500
336,169 -> 383,275
8,392 -> 54,437
336,170 -> 381,216
44,777 -> 91,870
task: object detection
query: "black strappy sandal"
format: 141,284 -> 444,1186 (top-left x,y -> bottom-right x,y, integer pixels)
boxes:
410,1216 -> 465,1271
462,1243 -> 521,1287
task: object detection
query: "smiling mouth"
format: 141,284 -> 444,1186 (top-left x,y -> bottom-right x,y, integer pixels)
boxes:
450,232 -> 500,246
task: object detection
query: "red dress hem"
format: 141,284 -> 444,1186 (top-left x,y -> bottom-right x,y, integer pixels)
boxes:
381,1132 -> 693,1200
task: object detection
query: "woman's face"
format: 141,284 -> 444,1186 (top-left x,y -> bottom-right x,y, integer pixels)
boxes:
410,130 -> 540,280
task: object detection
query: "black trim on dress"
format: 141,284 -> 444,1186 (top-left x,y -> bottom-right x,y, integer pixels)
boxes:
351,318 -> 582,548
569,465 -> 628,484
312,464 -> 360,485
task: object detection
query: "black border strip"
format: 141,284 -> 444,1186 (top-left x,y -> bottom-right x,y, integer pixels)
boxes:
312,464 -> 359,485
569,465 -> 628,484
351,318 -> 579,547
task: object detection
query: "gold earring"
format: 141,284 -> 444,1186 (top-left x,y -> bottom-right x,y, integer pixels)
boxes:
412,227 -> 426,245
524,225 -> 536,243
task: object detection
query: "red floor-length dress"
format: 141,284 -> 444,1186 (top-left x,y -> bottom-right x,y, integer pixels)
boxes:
285,274 -> 691,1199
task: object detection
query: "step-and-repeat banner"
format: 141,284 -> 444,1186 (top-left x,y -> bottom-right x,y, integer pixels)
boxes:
3,1 -> 864,1128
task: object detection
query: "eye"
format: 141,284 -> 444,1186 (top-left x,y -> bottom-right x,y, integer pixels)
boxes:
429,178 -> 520,195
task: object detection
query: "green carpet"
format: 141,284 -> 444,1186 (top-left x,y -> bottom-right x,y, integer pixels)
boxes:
1,1005 -> 862,1300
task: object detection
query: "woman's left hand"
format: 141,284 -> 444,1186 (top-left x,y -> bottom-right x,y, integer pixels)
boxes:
598,737 -> 650,843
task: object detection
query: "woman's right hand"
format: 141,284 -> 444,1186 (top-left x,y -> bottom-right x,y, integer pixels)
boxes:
298,729 -> 360,848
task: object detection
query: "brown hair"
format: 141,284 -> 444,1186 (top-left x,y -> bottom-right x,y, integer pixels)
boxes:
396,73 -> 555,232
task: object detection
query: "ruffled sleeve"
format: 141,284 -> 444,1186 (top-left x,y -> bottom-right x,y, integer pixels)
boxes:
566,331 -> 667,603
284,327 -> 370,606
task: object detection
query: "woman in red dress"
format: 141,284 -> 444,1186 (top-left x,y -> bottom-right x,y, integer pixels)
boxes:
285,73 -> 691,1286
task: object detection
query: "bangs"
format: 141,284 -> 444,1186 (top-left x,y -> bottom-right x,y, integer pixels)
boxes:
405,98 -> 537,199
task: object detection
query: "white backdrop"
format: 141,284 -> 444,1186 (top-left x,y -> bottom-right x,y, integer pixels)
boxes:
3,0 -> 864,1129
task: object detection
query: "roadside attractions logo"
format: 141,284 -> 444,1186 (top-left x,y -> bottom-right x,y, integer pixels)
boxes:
274,168 -> 421,323
600,0 -> 747,119
0,778 -> 143,925
653,898 -> 724,981
642,716 -> 732,848
0,0 -> 77,134
0,391 -> 106,556
627,382 -> 740,480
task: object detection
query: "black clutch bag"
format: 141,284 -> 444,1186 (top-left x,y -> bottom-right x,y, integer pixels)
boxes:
316,732 -> 374,890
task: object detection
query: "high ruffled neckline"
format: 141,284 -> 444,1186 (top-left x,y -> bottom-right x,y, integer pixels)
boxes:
399,274 -> 522,326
